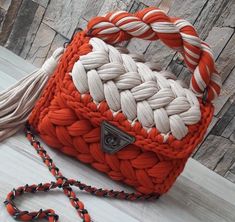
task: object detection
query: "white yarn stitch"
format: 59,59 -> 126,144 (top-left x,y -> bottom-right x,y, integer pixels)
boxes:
71,38 -> 201,140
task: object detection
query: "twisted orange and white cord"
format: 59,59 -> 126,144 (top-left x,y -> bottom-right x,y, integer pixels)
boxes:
86,7 -> 221,102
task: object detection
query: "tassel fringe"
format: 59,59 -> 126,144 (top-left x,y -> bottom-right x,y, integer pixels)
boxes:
0,47 -> 64,141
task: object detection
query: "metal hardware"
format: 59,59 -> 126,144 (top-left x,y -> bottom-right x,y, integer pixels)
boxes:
101,121 -> 135,154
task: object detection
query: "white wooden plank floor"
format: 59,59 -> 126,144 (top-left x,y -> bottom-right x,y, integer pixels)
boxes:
0,46 -> 235,222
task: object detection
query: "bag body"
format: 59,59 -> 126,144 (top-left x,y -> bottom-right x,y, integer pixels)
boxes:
28,9 -> 217,195
3,7 -> 222,222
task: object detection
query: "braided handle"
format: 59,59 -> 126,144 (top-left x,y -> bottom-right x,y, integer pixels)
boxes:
4,124 -> 159,222
86,7 -> 221,102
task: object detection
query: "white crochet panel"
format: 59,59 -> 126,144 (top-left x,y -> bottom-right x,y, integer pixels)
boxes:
70,38 -> 201,140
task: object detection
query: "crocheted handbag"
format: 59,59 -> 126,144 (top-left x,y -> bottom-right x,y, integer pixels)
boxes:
1,7 -> 221,222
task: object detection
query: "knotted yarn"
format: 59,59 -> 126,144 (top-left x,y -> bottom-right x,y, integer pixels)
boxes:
28,28 -> 215,195
71,37 -> 201,140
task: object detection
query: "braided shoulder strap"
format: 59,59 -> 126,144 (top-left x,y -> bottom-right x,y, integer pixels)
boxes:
86,7 -> 221,102
4,124 -> 159,222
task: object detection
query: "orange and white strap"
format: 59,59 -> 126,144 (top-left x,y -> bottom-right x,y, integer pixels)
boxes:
86,7 -> 221,102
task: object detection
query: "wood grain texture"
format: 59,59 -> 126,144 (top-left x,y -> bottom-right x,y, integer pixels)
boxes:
216,0 -> 235,28
98,0 -> 133,16
193,0 -> 230,40
138,0 -> 161,7
82,0 -> 105,21
32,0 -> 49,8
194,135 -> 235,176
204,27 -> 234,60
225,162 -> 235,183
43,0 -> 88,38
20,5 -> 45,59
26,22 -> 56,67
213,68 -> 235,116
0,0 -> 23,45
4,0 -> 39,55
0,70 -> 15,90
0,46 -> 35,79
46,33 -> 68,59
215,32 -> 235,82
76,18 -> 89,31
212,101 -> 235,136
0,0 -> 12,11
191,116 -> 219,156
222,115 -> 235,138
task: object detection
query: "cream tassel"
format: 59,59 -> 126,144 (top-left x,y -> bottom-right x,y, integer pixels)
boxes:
0,47 -> 64,141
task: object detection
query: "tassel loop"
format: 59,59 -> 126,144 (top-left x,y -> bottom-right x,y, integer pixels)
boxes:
41,47 -> 64,75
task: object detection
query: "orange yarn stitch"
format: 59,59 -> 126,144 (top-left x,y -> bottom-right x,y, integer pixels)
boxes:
28,29 -> 214,195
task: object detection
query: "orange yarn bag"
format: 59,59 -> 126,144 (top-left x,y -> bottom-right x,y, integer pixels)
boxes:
3,7 -> 221,222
